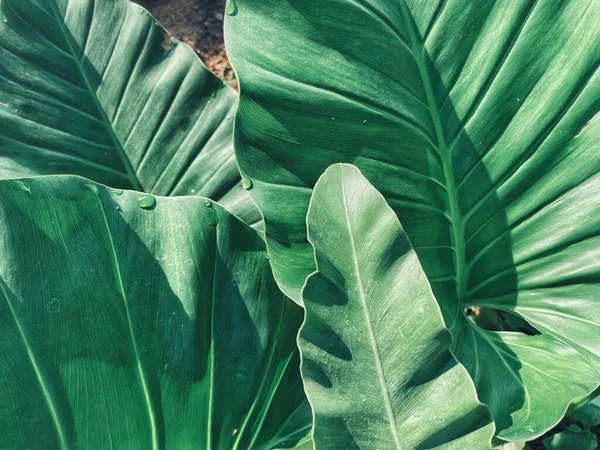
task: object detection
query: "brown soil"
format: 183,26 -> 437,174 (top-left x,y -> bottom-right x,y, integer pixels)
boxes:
134,0 -> 236,89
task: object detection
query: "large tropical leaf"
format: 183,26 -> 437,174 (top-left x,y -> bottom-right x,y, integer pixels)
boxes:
0,176 -> 309,449
226,0 -> 600,440
300,164 -> 494,449
0,0 -> 259,225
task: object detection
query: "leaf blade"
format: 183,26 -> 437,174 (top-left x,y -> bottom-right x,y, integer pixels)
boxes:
0,175 -> 307,449
0,0 -> 259,224
300,163 -> 495,449
226,0 -> 600,437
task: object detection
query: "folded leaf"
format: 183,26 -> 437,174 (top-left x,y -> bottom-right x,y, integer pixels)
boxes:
299,163 -> 494,449
0,0 -> 259,224
0,176 -> 309,449
226,0 -> 600,438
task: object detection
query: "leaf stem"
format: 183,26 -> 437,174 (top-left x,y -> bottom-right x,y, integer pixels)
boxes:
398,3 -> 468,328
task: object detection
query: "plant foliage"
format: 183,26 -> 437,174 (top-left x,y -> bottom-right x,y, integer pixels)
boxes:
0,0 -> 598,448
0,0 -> 259,225
0,176 -> 309,449
225,0 -> 600,440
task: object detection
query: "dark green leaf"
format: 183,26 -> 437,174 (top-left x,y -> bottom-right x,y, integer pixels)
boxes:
542,428 -> 597,450
0,176 -> 309,449
0,0 -> 259,225
568,397 -> 600,431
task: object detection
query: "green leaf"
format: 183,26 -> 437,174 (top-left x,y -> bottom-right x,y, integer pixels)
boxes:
542,428 -> 597,450
299,163 -> 494,449
226,0 -> 600,438
568,397 -> 600,431
0,0 -> 259,225
494,443 -> 527,450
0,176 -> 309,449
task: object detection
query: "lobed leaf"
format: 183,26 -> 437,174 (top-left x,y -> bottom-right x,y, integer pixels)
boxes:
300,163 -> 495,449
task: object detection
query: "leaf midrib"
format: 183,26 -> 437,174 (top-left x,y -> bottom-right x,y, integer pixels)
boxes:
46,0 -> 143,192
340,165 -> 404,450
92,191 -> 159,449
398,3 -> 468,329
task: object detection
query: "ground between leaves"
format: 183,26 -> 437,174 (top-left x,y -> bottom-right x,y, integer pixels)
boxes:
134,0 -> 237,89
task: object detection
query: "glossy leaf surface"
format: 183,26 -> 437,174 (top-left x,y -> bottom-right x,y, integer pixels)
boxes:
300,164 -> 494,449
0,0 -> 259,224
0,176 -> 309,449
226,0 -> 600,439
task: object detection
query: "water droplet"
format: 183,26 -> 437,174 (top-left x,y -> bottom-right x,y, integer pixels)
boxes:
1,15 -> 7,24
114,205 -> 122,212
14,180 -> 31,194
190,189 -> 196,194
204,200 -> 213,208
225,115 -> 232,121
516,97 -> 520,102
231,280 -> 237,286
138,195 -> 156,210
46,298 -> 60,313
362,119 -> 367,123
265,253 -> 270,259
211,90 -> 217,98
241,177 -> 253,190
225,0 -> 237,16
84,183 -> 98,194
112,188 -> 123,196
331,117 -> 335,120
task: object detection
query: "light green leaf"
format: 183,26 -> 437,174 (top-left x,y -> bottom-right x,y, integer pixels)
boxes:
226,0 -> 600,438
0,0 -> 259,225
299,163 -> 494,449
0,176 -> 309,449
494,443 -> 527,450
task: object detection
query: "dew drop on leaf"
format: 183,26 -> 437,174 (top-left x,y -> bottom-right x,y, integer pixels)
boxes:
112,188 -> 123,196
14,180 -> 31,194
138,195 -> 156,210
225,0 -> 237,16
265,253 -> 270,259
84,183 -> 99,194
204,200 -> 213,208
241,177 -> 253,190
46,298 -> 60,314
